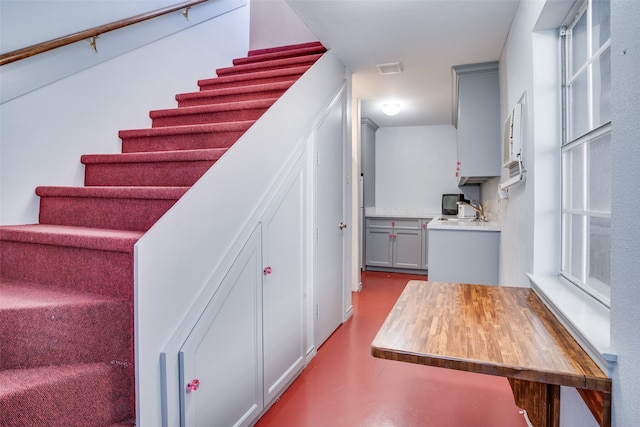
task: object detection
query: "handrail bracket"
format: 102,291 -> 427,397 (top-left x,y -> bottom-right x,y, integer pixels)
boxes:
89,35 -> 99,54
182,6 -> 191,21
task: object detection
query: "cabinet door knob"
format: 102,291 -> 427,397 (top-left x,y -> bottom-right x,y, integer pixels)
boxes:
339,222 -> 347,230
187,379 -> 200,392
264,266 -> 272,275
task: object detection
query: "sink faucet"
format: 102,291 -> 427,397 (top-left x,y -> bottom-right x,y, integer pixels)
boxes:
457,200 -> 486,222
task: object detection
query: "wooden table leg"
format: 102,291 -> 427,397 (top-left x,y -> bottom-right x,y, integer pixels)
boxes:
508,378 -> 560,427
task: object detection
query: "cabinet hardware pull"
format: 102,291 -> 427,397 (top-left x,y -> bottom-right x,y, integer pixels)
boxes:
187,379 -> 200,392
264,266 -> 272,275
339,222 -> 347,230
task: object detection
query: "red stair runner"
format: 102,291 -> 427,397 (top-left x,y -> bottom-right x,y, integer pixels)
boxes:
0,41 -> 325,426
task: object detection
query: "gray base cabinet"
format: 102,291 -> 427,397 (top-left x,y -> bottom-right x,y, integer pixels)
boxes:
428,228 -> 499,285
365,217 -> 431,272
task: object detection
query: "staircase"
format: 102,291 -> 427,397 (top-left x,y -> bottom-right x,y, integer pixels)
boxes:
0,41 -> 326,427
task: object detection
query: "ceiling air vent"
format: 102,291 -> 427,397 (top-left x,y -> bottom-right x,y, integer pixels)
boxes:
376,62 -> 403,75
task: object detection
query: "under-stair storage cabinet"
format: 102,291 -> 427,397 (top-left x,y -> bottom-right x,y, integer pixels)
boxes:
365,218 -> 422,271
179,167 -> 306,427
453,62 -> 501,185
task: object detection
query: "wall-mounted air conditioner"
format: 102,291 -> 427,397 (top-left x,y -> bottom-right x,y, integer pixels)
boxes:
502,103 -> 522,168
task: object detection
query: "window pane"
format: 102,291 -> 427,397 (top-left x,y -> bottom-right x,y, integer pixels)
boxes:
588,216 -> 610,287
570,214 -> 584,280
571,9 -> 587,75
563,145 -> 585,210
592,0 -> 610,51
592,47 -> 611,127
569,70 -> 589,139
562,213 -> 571,271
587,132 -> 611,212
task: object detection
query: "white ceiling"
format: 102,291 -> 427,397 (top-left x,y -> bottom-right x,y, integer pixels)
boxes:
287,0 -> 520,127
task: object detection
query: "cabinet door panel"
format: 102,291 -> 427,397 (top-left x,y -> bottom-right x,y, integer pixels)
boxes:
393,229 -> 421,269
262,166 -> 305,404
365,228 -> 393,267
179,227 -> 263,427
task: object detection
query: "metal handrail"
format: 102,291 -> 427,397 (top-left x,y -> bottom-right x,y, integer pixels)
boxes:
0,0 -> 209,66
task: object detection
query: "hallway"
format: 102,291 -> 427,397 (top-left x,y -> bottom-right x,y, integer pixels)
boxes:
256,271 -> 527,426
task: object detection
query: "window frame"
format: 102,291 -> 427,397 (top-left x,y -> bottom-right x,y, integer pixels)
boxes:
559,0 -> 611,308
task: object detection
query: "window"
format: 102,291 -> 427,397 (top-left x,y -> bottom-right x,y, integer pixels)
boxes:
561,0 -> 611,306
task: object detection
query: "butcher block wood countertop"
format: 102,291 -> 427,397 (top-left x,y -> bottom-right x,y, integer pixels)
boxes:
371,281 -> 611,427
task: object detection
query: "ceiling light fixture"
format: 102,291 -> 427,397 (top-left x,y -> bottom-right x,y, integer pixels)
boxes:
382,103 -> 401,116
376,62 -> 403,75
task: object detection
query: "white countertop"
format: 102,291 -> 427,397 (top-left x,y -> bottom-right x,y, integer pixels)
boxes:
427,216 -> 501,232
364,207 -> 440,219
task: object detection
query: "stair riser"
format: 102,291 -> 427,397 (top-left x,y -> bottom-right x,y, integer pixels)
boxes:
0,242 -> 133,298
0,364 -> 132,427
217,57 -> 320,77
151,106 -> 269,128
121,130 -> 246,153
0,301 -> 131,370
177,88 -> 288,108
39,196 -> 180,232
85,160 -> 215,187
199,72 -> 305,91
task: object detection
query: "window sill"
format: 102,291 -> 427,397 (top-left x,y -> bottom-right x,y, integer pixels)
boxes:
527,273 -> 616,376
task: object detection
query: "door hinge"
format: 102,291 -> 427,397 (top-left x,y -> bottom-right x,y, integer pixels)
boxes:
315,304 -> 319,319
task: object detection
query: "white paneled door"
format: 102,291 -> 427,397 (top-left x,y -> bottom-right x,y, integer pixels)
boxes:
314,88 -> 346,348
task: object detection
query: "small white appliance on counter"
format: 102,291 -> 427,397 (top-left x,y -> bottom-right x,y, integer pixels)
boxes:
457,203 -> 476,219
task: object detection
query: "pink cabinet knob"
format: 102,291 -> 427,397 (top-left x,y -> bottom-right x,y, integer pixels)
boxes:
187,379 -> 200,392
264,266 -> 272,275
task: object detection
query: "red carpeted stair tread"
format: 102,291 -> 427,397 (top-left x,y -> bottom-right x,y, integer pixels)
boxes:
0,279 -> 124,309
82,148 -> 228,164
119,121 -> 253,138
0,280 -> 130,370
0,224 -> 143,252
149,98 -> 277,127
247,41 -> 324,57
82,149 -> 227,187
234,43 -> 326,65
36,185 -> 189,199
175,80 -> 296,107
119,120 -> 254,153
36,186 -> 188,231
217,53 -> 322,77
0,363 -> 132,427
198,65 -> 311,90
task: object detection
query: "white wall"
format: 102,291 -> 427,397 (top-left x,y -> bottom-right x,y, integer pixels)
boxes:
250,0 -> 317,51
496,0 -> 542,288
374,125 -> 459,211
610,2 -> 640,426
0,1 -> 250,225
